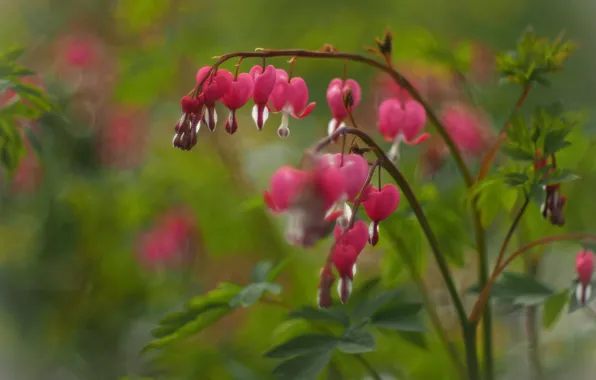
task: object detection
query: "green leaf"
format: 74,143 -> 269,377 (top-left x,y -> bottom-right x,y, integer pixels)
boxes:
250,260 -> 274,283
539,169 -> 581,185
503,172 -> 529,187
543,129 -> 572,155
371,303 -> 425,332
24,127 -> 41,156
542,290 -> 568,329
468,272 -> 554,306
352,288 -> 404,320
142,305 -> 232,353
506,112 -> 529,145
151,302 -> 230,338
264,334 -> 338,358
0,47 -> 25,62
337,329 -> 376,354
142,282 -> 242,353
501,145 -> 536,161
230,282 -> 281,308
288,307 -> 350,327
271,350 -> 334,380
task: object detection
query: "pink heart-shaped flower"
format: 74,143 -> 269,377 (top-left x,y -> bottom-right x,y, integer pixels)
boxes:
333,220 -> 369,255
362,184 -> 400,222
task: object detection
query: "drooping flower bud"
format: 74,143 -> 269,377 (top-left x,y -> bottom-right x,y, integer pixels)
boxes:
221,73 -> 254,135
249,65 -> 277,130
575,249 -> 595,305
362,184 -> 400,245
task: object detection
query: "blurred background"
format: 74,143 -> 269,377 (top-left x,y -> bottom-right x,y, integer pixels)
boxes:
0,0 -> 596,379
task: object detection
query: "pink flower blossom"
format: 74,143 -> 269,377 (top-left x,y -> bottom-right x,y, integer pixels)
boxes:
378,98 -> 430,145
575,249 -> 595,305
98,106 -> 148,169
441,102 -> 492,157
362,184 -> 400,245
326,78 -> 362,136
264,153 -> 348,247
195,67 -> 234,131
263,166 -> 308,213
249,65 -> 277,130
221,73 -> 254,135
319,153 -> 370,202
268,69 -> 316,138
137,209 -> 197,270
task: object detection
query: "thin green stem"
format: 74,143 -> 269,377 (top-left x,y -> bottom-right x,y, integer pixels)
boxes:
463,325 -> 480,380
385,230 -> 467,379
471,205 -> 492,380
525,260 -> 543,380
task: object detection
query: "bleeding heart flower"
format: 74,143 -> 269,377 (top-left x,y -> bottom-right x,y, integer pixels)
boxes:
263,166 -> 308,213
196,67 -> 234,131
378,98 -> 429,145
575,249 -> 595,305
268,69 -> 316,138
326,78 -> 362,136
333,220 -> 369,255
332,244 -> 358,304
221,73 -> 254,135
249,65 -> 277,130
319,153 -> 370,202
362,184 -> 400,245
282,154 -> 347,247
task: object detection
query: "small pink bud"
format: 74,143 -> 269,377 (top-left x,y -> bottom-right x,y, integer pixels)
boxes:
576,250 -> 594,285
318,265 -> 336,309
575,249 -> 595,305
378,98 -> 430,144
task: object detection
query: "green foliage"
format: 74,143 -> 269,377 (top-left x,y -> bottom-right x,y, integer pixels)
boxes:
542,290 -> 568,329
143,260 -> 284,353
468,272 -> 554,306
265,283 -> 425,379
497,28 -> 577,86
0,46 -> 52,176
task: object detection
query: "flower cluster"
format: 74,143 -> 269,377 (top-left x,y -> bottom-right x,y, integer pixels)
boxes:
262,151 -> 400,305
172,64 -> 316,150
